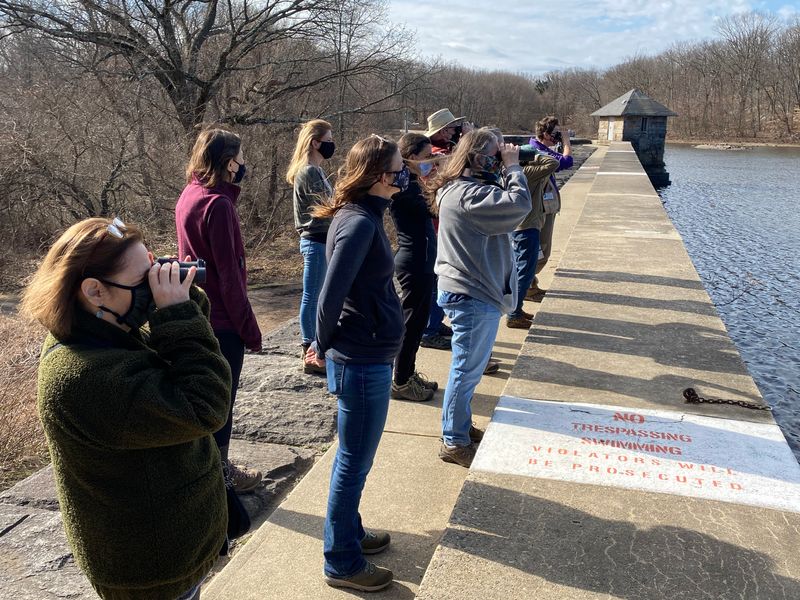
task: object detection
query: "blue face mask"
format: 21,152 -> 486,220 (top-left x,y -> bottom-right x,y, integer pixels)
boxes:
389,165 -> 410,192
418,162 -> 434,177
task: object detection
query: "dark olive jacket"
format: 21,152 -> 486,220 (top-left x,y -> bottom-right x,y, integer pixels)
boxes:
37,288 -> 231,600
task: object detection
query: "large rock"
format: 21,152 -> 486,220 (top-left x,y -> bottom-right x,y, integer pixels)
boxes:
233,319 -> 337,447
0,464 -> 59,511
0,503 -> 97,599
227,439 -> 316,521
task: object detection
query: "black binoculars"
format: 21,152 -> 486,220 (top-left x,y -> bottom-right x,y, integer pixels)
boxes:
156,257 -> 206,284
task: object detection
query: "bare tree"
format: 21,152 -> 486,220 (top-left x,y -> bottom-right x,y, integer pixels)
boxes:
0,0 -> 334,133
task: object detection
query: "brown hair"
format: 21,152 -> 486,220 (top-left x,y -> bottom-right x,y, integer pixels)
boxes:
20,218 -> 145,340
536,116 -> 559,140
286,119 -> 333,185
186,128 -> 241,188
398,133 -> 431,159
423,128 -> 498,201
312,135 -> 398,219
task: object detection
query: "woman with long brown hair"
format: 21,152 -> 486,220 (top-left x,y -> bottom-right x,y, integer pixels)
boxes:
175,128 -> 262,493
426,128 -> 531,468
286,119 -> 335,374
304,135 -> 406,592
22,217 -> 230,600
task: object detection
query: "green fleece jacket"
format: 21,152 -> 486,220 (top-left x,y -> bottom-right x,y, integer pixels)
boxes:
37,288 -> 231,600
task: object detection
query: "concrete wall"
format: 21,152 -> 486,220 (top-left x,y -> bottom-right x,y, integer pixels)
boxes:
623,116 -> 668,168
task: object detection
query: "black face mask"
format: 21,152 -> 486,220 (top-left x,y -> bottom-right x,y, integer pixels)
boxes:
318,141 -> 336,160
233,161 -> 246,184
99,279 -> 155,330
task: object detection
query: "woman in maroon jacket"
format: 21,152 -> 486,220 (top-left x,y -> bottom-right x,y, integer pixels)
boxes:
175,128 -> 263,493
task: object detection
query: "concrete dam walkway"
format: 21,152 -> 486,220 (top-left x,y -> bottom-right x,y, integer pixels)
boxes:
3,142 -> 798,599
205,143 -> 800,599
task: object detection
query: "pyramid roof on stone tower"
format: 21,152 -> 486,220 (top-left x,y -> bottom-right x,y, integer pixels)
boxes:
591,89 -> 677,117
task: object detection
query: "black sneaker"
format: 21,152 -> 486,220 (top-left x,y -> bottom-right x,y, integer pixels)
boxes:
411,371 -> 439,391
420,334 -> 451,350
469,425 -> 485,444
437,324 -> 454,337
324,561 -> 393,592
391,378 -> 434,402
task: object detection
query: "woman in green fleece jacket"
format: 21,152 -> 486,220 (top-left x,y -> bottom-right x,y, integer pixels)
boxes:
21,217 -> 232,600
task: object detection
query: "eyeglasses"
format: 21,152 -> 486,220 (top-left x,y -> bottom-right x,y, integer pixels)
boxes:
106,217 -> 127,239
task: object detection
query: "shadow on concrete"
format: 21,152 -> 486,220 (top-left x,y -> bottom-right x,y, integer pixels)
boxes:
269,508 -> 431,599
557,268 -> 706,290
438,480 -> 800,599
546,289 -> 717,317
512,356 -> 762,405
529,313 -> 744,374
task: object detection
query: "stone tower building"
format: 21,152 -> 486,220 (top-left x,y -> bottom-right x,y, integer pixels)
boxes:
591,89 -> 677,186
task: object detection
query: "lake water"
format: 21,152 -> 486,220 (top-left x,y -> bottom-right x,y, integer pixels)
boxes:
660,144 -> 800,461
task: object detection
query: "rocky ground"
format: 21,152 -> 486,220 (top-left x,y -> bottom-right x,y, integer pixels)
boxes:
0,144 -> 596,599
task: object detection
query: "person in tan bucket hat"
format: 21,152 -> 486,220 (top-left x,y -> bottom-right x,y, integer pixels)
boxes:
424,108 -> 473,156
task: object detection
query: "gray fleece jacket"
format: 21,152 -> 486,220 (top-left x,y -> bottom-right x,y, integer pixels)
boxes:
435,165 -> 532,314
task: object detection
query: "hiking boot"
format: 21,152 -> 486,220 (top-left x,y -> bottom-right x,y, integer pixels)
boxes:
506,315 -> 533,329
526,286 -> 547,302
324,561 -> 393,592
437,324 -> 454,337
484,357 -> 500,375
225,461 -> 262,493
360,530 -> 391,555
392,377 -> 434,402
411,371 -> 438,391
439,442 -> 477,468
469,425 -> 485,444
519,308 -> 535,319
420,334 -> 451,350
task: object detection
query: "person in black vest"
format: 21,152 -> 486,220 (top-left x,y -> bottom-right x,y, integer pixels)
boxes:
388,132 -> 440,402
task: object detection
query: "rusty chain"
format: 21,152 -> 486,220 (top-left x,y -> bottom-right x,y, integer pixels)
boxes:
683,387 -> 771,411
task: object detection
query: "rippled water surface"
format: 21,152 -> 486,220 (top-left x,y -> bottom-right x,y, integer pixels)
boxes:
660,144 -> 800,460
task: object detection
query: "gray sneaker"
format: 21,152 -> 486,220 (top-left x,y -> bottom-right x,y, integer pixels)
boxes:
361,530 -> 391,555
325,561 -> 393,592
411,371 -> 439,391
392,377 -> 434,402
420,334 -> 451,350
438,442 -> 477,467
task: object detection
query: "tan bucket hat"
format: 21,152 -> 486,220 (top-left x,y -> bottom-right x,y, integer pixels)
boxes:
424,108 -> 465,137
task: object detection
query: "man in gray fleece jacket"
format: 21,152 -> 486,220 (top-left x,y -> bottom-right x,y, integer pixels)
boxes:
433,128 -> 532,467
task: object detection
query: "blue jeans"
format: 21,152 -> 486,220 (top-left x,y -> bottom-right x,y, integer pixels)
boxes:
323,358 -> 392,578
299,238 -> 327,345
438,291 -> 500,446
510,228 -> 540,317
423,277 -> 445,337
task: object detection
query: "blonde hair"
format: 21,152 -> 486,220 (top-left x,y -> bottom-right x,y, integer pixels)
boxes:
186,128 -> 241,189
424,128 -> 498,200
311,135 -> 398,219
21,218 -> 145,340
286,119 -> 333,185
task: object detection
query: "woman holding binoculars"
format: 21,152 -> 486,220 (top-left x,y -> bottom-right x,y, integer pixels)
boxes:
22,217 -> 231,600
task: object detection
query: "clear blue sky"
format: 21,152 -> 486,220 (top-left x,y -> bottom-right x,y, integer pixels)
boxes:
388,0 -> 800,74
